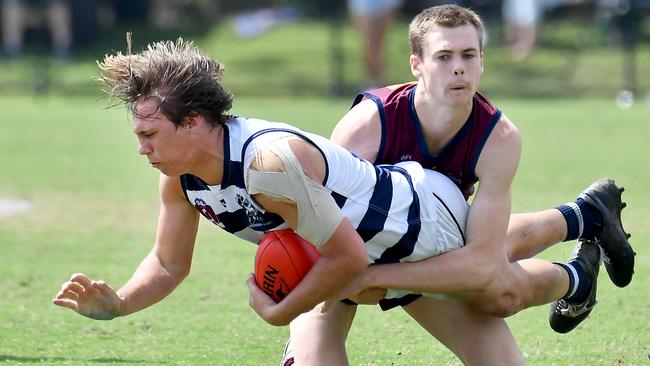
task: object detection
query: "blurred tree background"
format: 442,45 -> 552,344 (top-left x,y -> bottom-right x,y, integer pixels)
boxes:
0,0 -> 648,101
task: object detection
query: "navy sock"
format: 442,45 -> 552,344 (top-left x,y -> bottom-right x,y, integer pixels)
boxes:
555,198 -> 603,241
556,261 -> 593,303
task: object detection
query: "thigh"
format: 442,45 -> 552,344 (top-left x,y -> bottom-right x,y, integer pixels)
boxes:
289,301 -> 357,366
403,297 -> 526,366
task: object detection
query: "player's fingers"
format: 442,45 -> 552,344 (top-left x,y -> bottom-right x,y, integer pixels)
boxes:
320,298 -> 337,313
52,297 -> 79,311
246,273 -> 258,291
69,273 -> 93,288
91,280 -> 113,295
66,281 -> 86,296
355,287 -> 386,305
61,288 -> 81,301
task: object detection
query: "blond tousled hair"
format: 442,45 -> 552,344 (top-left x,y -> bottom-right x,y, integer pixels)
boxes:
409,4 -> 485,58
98,36 -> 233,126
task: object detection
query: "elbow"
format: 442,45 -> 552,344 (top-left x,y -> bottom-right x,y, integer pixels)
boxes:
167,262 -> 191,285
469,256 -> 499,292
352,246 -> 371,275
342,253 -> 369,281
176,265 -> 191,282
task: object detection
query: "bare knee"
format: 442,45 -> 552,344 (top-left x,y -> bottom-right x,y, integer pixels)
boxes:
290,303 -> 356,365
473,293 -> 523,318
492,294 -> 523,318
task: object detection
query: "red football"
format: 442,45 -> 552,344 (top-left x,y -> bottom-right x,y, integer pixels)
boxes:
255,229 -> 320,302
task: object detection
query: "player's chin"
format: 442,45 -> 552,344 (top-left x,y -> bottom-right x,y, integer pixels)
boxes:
156,165 -> 184,177
446,90 -> 473,105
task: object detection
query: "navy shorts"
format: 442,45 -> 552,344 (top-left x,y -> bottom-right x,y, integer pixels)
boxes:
342,293 -> 422,311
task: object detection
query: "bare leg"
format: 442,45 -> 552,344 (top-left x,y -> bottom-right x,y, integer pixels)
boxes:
48,0 -> 72,57
351,10 -> 394,86
505,209 -> 567,261
466,257 -> 569,317
287,302 -> 357,366
404,297 -> 526,365
2,0 -> 24,56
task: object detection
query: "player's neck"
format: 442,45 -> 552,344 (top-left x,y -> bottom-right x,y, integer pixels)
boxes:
413,91 -> 473,154
415,93 -> 471,128
187,124 -> 226,185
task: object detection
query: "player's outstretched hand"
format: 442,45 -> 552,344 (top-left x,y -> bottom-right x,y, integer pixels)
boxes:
52,273 -> 121,320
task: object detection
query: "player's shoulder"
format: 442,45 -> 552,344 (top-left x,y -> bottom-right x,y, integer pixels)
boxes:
477,113 -> 521,177
330,99 -> 381,161
494,113 -> 520,143
338,98 -> 380,130
160,173 -> 193,205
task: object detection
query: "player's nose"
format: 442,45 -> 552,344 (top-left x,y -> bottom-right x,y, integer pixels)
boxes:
138,139 -> 152,155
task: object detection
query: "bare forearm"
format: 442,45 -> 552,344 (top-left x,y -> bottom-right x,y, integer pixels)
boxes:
366,246 -> 495,295
116,253 -> 187,316
274,256 -> 365,325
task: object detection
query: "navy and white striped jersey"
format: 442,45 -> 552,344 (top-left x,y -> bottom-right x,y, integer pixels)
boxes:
180,116 -> 468,265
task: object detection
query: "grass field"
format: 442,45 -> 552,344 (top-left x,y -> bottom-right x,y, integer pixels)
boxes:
0,94 -> 648,365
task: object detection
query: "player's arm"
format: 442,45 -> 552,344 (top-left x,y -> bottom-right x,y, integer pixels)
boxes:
53,174 -> 200,319
330,99 -> 382,162
361,115 -> 521,294
246,139 -> 369,326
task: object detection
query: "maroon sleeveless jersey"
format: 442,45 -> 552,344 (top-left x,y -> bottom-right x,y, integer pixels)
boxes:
351,82 -> 502,199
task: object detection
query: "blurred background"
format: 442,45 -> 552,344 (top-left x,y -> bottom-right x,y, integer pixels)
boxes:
2,2 -> 649,364
0,0 -> 648,103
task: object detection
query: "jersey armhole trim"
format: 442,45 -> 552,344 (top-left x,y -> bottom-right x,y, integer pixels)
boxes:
359,92 -> 387,165
468,109 -> 502,180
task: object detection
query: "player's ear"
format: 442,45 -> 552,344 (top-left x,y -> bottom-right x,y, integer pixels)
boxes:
410,54 -> 422,78
480,51 -> 484,74
182,112 -> 200,129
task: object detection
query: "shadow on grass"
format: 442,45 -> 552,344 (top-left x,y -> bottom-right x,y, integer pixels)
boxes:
0,354 -> 159,364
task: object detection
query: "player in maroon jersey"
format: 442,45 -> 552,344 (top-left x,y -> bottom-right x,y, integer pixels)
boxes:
280,4 -> 634,366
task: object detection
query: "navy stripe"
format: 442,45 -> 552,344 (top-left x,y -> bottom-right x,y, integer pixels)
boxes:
221,160 -> 245,189
350,92 -> 366,109
355,166 -> 393,242
220,124 -> 233,186
216,210 -> 250,233
217,209 -> 284,234
361,92 -> 387,165
374,166 -> 421,264
331,191 -> 347,208
378,293 -> 422,311
469,109 -> 502,177
431,191 -> 466,245
240,128 -> 330,185
408,86 -> 436,165
180,174 -> 205,192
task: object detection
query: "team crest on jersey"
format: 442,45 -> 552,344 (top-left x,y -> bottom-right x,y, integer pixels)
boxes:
194,198 -> 221,226
236,194 -> 265,226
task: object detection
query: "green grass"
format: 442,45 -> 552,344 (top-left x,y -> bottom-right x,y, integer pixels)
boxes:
1,18 -> 648,99
0,95 -> 648,365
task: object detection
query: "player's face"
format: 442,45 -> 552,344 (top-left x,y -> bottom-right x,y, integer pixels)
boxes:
132,97 -> 195,176
410,25 -> 483,106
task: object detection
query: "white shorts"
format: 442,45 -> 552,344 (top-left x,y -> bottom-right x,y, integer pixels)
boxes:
382,165 -> 469,301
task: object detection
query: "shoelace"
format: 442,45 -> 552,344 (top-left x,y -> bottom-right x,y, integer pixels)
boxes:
596,238 -> 612,264
556,299 -> 597,318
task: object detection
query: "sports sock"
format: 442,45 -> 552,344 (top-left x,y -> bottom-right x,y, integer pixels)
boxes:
556,261 -> 593,303
555,198 -> 603,241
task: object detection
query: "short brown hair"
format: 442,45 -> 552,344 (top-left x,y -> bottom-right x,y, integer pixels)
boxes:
98,37 -> 233,127
409,4 -> 484,58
